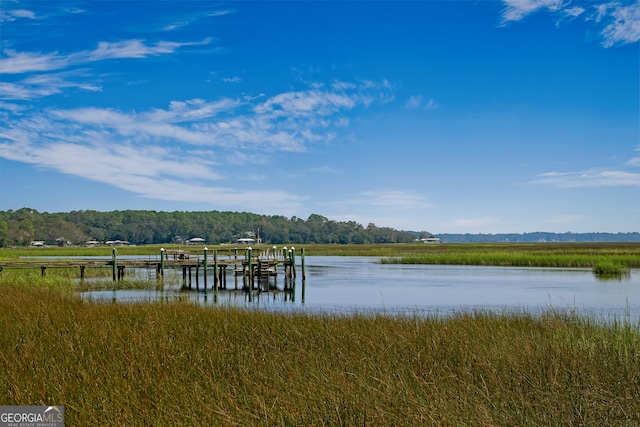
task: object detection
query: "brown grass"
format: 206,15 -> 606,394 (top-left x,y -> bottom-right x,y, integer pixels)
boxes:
1,278 -> 639,426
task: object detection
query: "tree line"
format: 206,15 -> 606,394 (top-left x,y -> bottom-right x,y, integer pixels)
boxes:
0,208 -> 422,247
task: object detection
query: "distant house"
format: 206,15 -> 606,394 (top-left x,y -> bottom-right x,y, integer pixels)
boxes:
85,240 -> 100,247
416,237 -> 441,244
105,240 -> 130,246
236,237 -> 256,245
30,241 -> 45,247
187,237 -> 206,245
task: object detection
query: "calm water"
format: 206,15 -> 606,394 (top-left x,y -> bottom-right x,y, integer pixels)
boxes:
80,256 -> 640,322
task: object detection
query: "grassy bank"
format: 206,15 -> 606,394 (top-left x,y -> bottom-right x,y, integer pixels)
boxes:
1,280 -> 639,426
4,242 -> 639,268
377,242 -> 640,268
593,261 -> 631,275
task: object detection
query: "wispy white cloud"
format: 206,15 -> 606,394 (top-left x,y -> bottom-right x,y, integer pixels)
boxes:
405,95 -> 438,110
0,101 -> 26,114
0,50 -> 67,74
1,78 -> 392,206
0,130 -> 305,213
0,8 -> 36,22
533,169 -> 640,187
0,70 -> 101,100
501,0 -> 565,22
163,21 -> 190,31
565,6 -> 586,18
0,38 -> 212,74
1,3 -> 87,24
255,90 -> 355,117
532,149 -> 640,189
627,157 -> 640,166
0,138 -> 220,181
163,9 -> 233,31
500,0 -> 640,47
222,76 -> 242,83
208,10 -> 233,17
405,95 -> 423,109
628,146 -> 640,166
50,103 -> 230,146
595,1 -> 640,47
424,99 -> 438,110
83,40 -> 183,61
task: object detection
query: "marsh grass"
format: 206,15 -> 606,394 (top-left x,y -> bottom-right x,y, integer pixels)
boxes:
1,282 -> 639,426
377,243 -> 640,268
0,265 -> 165,293
3,242 -> 640,268
593,262 -> 631,275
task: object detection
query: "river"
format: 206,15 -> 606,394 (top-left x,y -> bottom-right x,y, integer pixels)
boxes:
80,256 -> 640,322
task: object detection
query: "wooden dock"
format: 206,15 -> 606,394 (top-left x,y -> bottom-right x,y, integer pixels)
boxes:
0,246 -> 305,295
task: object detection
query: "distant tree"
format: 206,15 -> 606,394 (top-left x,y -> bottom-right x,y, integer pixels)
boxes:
0,220 -> 8,247
18,218 -> 35,245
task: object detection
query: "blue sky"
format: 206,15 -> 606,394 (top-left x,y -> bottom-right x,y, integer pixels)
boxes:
1,0 -> 638,233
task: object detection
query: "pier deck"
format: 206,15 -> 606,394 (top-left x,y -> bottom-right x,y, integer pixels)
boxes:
0,247 -> 304,286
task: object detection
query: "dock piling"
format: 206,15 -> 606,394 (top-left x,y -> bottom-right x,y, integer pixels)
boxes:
247,247 -> 253,301
203,247 -> 208,295
160,248 -> 165,279
213,249 -> 218,302
291,247 -> 296,279
112,248 -> 117,283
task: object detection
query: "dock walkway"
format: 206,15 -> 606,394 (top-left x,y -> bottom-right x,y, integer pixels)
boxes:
0,246 -> 305,289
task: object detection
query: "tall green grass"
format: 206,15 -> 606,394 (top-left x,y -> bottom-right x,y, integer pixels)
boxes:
593,261 -> 630,275
378,243 -> 640,268
0,265 -> 170,292
4,242 -> 640,268
1,281 -> 639,425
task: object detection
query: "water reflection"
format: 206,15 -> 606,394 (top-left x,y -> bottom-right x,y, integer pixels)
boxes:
594,271 -> 632,282
79,256 -> 640,322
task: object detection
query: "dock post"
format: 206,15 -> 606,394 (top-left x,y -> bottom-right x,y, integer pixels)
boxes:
247,247 -> 253,301
288,248 -> 294,279
41,266 -> 46,277
189,267 -> 192,289
301,247 -> 306,280
160,248 -> 165,279
182,267 -> 187,288
112,248 -> 117,283
221,266 -> 227,289
203,247 -> 208,295
213,249 -> 218,302
283,246 -> 288,278
80,266 -> 85,284
291,246 -> 296,279
290,247 -> 296,301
